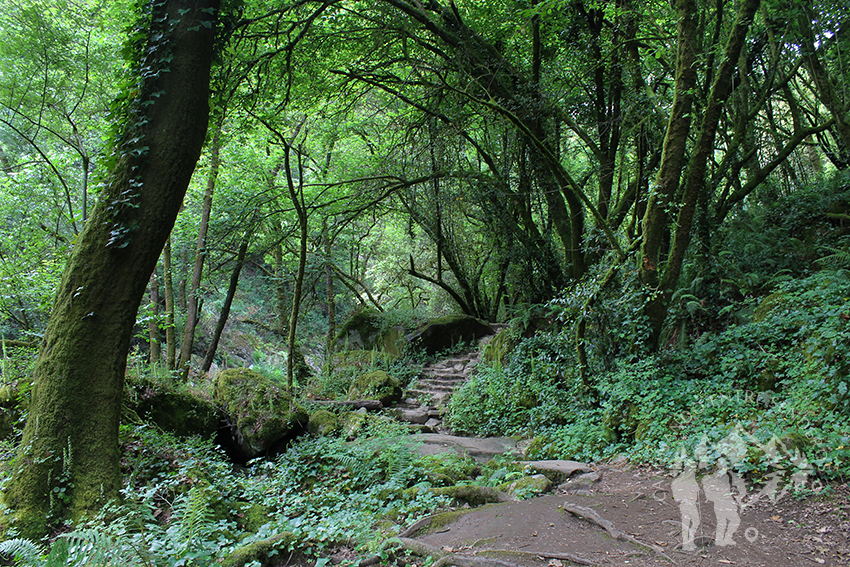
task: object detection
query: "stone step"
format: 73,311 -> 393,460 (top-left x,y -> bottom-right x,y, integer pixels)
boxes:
414,384 -> 455,394
407,389 -> 452,404
416,378 -> 464,388
425,360 -> 474,371
428,370 -> 468,380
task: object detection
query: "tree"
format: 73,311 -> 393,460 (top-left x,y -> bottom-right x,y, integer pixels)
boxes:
2,0 -> 220,538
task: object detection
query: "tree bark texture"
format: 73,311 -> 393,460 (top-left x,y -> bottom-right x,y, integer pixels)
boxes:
640,0 -> 760,349
284,145 -> 308,392
163,237 -> 177,369
148,271 -> 162,364
3,0 -> 219,537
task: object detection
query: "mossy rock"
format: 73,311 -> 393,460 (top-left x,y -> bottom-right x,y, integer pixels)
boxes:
308,409 -> 339,436
498,474 -> 551,498
407,315 -> 494,355
433,485 -> 507,506
424,509 -> 476,533
381,326 -> 407,357
347,370 -> 402,406
132,389 -> 219,438
335,307 -> 384,351
482,328 -> 517,364
214,368 -> 308,461
334,307 -> 410,359
340,410 -> 369,439
416,453 -> 480,485
0,384 -> 21,440
231,501 -> 272,533
220,532 -> 299,567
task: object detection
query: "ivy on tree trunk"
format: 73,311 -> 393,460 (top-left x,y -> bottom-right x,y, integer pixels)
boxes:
2,0 -> 219,538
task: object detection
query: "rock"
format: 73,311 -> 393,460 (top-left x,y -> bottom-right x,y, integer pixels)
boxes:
220,532 -> 298,567
334,307 -> 383,350
394,407 -> 430,425
334,308 -> 412,356
434,484 -> 509,505
406,316 -> 494,355
230,501 -> 272,532
499,473 -> 552,498
521,460 -> 592,484
347,370 -> 403,406
307,409 -> 339,436
132,389 -> 219,438
559,471 -> 602,494
340,410 -> 368,439
214,368 -> 308,462
409,434 -> 520,463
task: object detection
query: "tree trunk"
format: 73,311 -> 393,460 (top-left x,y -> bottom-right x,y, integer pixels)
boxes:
2,0 -> 218,538
323,219 -> 336,374
641,0 -> 760,349
798,7 -> 850,168
202,229 -> 250,373
285,146 -> 308,392
163,237 -> 177,370
178,120 -> 223,379
147,270 -> 162,364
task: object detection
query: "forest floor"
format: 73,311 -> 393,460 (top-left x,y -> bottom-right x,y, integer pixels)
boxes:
373,349 -> 850,567
313,347 -> 850,567
406,459 -> 850,567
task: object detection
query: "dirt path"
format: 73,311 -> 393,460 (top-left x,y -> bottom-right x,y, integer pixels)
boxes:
409,462 -> 849,567
384,349 -> 850,567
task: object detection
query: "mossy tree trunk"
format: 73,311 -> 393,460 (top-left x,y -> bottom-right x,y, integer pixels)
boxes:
2,0 -> 219,538
639,0 -> 760,349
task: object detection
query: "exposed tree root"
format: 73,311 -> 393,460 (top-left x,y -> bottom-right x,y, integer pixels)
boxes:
396,537 -> 524,567
397,515 -> 435,538
362,531 -> 600,567
562,502 -> 675,563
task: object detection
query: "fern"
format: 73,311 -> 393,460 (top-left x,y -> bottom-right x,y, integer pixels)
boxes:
0,538 -> 43,565
57,528 -> 152,567
818,246 -> 850,268
331,450 -> 377,483
175,484 -> 215,543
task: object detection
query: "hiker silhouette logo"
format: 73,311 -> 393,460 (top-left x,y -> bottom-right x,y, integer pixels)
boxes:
668,426 -> 813,550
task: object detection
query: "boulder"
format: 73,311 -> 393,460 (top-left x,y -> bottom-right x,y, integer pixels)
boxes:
406,316 -> 494,355
307,409 -> 339,436
334,307 -> 410,357
334,307 -> 383,351
133,389 -> 219,438
347,370 -> 402,406
214,368 -> 308,462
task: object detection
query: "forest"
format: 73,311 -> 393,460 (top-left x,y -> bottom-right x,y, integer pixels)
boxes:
0,0 -> 848,564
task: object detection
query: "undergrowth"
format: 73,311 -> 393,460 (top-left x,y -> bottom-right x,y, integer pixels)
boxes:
446,269 -> 850,481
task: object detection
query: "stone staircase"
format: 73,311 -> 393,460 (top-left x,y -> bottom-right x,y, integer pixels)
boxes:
392,350 -> 480,433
